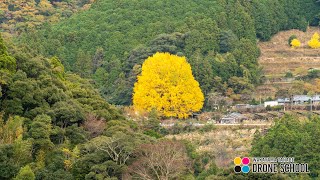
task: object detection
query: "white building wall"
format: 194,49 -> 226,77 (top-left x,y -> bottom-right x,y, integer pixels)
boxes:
264,101 -> 279,107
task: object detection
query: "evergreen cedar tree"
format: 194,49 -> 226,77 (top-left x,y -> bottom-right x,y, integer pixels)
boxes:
0,33 -> 16,86
133,52 -> 204,119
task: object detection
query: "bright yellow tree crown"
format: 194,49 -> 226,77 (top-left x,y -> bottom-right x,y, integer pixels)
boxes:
308,33 -> 320,49
290,38 -> 301,48
133,52 -> 204,119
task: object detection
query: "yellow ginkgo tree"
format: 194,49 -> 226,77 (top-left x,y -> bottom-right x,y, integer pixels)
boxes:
308,32 -> 320,49
133,52 -> 204,119
290,38 -> 301,48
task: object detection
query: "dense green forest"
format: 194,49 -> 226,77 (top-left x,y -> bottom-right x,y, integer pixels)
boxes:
15,0 -> 320,105
0,35 -> 242,179
0,34 -> 126,179
251,115 -> 320,178
1,0 -> 320,179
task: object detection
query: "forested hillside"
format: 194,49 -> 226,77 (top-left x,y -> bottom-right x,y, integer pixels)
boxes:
0,34 -> 125,179
2,0 -> 320,179
0,0 -> 94,37
16,0 -> 320,105
0,34 -> 234,180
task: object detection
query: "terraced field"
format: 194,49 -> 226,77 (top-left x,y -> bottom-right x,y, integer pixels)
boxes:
256,27 -> 320,98
259,27 -> 320,76
166,125 -> 270,168
166,28 -> 320,170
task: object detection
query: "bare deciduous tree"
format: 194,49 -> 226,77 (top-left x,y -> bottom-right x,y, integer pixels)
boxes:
207,92 -> 233,111
83,113 -> 106,138
127,140 -> 190,180
214,143 -> 229,168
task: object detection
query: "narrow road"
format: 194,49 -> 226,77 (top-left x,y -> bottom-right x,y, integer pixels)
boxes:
215,123 -> 272,126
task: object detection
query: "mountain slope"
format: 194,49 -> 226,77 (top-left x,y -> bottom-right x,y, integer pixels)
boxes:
256,27 -> 320,98
0,0 -> 94,37
259,27 -> 320,76
16,0 -> 320,105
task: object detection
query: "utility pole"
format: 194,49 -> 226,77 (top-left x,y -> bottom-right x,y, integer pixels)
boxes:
316,93 -> 318,111
260,95 -> 261,105
290,94 -> 293,110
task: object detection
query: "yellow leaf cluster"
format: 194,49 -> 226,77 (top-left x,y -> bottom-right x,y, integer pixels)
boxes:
62,146 -> 80,171
304,78 -> 320,93
36,150 -> 46,169
64,159 -> 72,170
0,115 -> 24,144
290,39 -> 301,48
133,52 -> 204,119
62,148 -> 71,156
308,33 -> 320,49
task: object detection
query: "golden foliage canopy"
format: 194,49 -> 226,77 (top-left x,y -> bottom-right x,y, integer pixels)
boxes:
308,33 -> 320,49
0,0 -> 94,36
290,38 -> 301,48
133,52 -> 204,119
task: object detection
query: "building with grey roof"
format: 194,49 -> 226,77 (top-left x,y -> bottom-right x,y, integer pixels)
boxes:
277,95 -> 320,105
220,112 -> 248,124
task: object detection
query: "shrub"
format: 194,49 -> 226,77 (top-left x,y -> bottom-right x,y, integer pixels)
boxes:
290,38 -> 301,48
199,124 -> 216,133
284,71 -> 293,78
143,130 -> 162,139
288,35 -> 297,45
266,105 -> 272,111
271,105 -> 284,111
307,69 -> 320,79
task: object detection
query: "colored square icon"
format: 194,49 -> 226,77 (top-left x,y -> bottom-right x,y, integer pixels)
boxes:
234,157 -> 250,173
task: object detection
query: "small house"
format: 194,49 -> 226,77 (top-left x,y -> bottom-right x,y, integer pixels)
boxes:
235,104 -> 250,109
292,95 -> 320,104
277,98 -> 290,105
220,113 -> 248,124
277,95 -> 320,105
